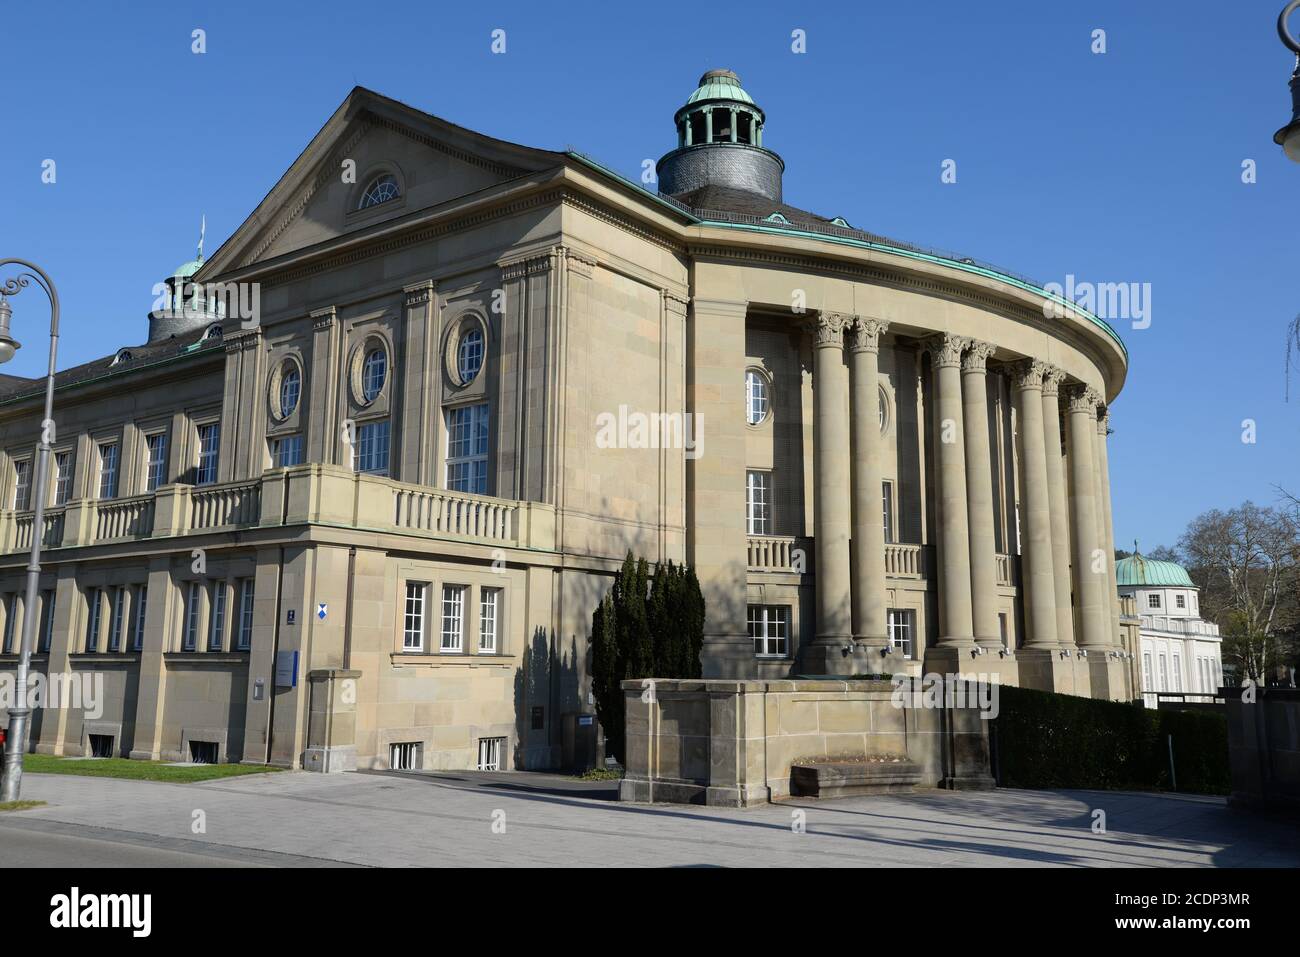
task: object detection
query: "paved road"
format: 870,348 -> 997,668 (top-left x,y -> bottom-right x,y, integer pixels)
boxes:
2,770 -> 1297,867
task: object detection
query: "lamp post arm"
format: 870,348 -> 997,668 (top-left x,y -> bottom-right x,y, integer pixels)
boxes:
0,258 -> 59,803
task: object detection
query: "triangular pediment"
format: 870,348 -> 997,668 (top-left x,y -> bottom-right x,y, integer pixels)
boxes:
202,87 -> 564,274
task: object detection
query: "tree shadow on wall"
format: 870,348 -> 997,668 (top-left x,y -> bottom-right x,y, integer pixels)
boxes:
512,626 -> 581,771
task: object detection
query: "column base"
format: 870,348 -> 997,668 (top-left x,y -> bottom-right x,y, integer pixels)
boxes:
922,642 -> 1019,687
801,638 -> 875,676
1016,647 -> 1091,697
1086,652 -> 1130,701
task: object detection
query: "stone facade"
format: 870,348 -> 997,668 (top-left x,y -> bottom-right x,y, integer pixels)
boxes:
0,76 -> 1129,773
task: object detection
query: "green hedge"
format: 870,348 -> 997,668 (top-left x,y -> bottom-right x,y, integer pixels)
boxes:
991,685 -> 1229,795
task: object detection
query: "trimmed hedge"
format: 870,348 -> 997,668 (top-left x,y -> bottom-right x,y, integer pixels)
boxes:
991,685 -> 1229,795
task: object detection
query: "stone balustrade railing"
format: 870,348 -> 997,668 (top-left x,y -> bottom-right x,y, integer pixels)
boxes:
746,535 -> 810,572
0,465 -> 557,555
995,552 -> 1015,587
884,542 -> 927,579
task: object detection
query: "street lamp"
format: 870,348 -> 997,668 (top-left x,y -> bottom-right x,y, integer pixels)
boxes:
1275,1 -> 1300,162
0,259 -> 60,803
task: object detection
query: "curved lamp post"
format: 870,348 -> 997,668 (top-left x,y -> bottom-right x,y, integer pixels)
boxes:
1276,1 -> 1300,161
0,259 -> 59,803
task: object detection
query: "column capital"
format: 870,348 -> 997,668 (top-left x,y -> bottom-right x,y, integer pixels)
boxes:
811,312 -> 850,348
1040,364 -> 1067,397
1009,357 -> 1048,391
848,316 -> 889,353
1096,407 -> 1111,436
662,290 -> 690,318
923,333 -> 970,369
402,280 -> 436,307
1064,383 -> 1103,414
310,305 -> 338,332
960,339 -> 996,373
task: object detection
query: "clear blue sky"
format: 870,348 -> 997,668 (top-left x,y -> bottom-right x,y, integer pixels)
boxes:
2,0 -> 1296,550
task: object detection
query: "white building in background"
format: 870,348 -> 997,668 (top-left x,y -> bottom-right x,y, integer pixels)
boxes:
1116,551 -> 1223,707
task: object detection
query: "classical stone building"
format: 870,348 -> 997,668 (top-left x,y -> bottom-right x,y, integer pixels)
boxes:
1117,551 -> 1224,707
0,70 -> 1132,772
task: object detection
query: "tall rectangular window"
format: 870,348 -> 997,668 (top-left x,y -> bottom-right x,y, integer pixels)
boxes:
13,459 -> 31,510
2,594 -> 16,654
195,423 -> 220,485
208,583 -> 227,651
1143,652 -> 1153,692
479,588 -> 500,654
440,584 -> 465,652
85,588 -> 104,652
882,480 -> 895,543
1172,652 -> 1183,692
108,586 -> 126,652
272,434 -> 304,468
54,451 -> 73,505
1175,594 -> 1186,610
887,608 -> 915,658
131,585 -> 148,651
745,470 -> 770,535
97,442 -> 119,499
747,604 -> 789,657
39,589 -> 55,654
182,582 -> 201,651
355,421 -> 390,475
236,579 -> 254,651
1157,653 -> 1168,691
445,404 -> 489,494
403,582 -> 427,652
145,432 -> 168,491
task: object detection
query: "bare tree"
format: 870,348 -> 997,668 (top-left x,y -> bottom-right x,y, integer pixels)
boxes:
1178,502 -> 1298,681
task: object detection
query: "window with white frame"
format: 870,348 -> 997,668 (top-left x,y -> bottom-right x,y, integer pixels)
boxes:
403,582 -> 427,652
745,369 -> 769,425
236,579 -> 254,651
477,736 -> 505,771
440,584 -> 465,652
182,582 -> 201,651
272,434 -> 304,468
1143,653 -> 1153,692
359,174 -> 400,210
479,587 -> 500,654
354,420 -> 389,475
131,585 -> 148,652
54,451 -> 73,505
85,588 -> 105,652
362,347 -> 387,402
1157,653 -> 1168,691
445,404 -> 489,494
747,604 -> 789,657
145,433 -> 168,491
745,470 -> 770,535
888,608 -> 915,658
882,480 -> 895,543
108,586 -> 126,652
1147,593 -> 1161,609
458,327 -> 485,383
97,442 -> 119,499
208,582 -> 227,651
39,589 -> 55,654
279,363 -> 301,417
1172,652 -> 1182,692
12,459 -> 31,510
389,741 -> 421,771
195,423 -> 220,485
1175,593 -> 1186,610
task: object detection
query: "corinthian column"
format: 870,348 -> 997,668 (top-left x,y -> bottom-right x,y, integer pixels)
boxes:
1041,366 -> 1075,646
1095,408 -> 1122,646
849,316 -> 889,649
1065,384 -> 1108,649
1010,360 -> 1058,649
925,334 -> 975,646
961,340 -> 1000,647
810,313 -> 853,662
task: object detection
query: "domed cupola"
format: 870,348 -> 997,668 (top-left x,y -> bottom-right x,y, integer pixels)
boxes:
147,218 -> 226,343
657,69 -> 785,202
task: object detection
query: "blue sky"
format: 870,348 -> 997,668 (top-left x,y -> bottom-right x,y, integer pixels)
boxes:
2,0 -> 1296,549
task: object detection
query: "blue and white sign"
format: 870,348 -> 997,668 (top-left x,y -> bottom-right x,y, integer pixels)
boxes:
317,603 -> 328,622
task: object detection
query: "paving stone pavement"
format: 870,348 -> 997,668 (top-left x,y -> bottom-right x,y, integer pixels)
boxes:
2,770 -> 1298,867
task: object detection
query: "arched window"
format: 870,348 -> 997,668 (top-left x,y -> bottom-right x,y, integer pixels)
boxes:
362,347 -> 387,402
457,327 -> 484,383
279,363 -> 301,417
358,174 -> 400,210
745,369 -> 770,425
204,324 -> 223,341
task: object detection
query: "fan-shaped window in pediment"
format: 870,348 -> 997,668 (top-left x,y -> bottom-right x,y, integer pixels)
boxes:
359,173 -> 401,210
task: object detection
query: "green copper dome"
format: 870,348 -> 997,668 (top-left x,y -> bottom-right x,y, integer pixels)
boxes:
173,257 -> 204,279
685,69 -> 756,108
1116,553 -> 1195,587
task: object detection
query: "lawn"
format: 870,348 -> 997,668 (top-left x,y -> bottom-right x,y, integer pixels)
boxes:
19,753 -> 283,784
0,800 -> 47,811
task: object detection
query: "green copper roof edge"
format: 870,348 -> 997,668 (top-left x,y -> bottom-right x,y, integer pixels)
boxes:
564,151 -> 702,223
0,343 -> 221,409
700,220 -> 1128,359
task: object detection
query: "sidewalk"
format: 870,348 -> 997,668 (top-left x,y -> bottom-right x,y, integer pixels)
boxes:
2,769 -> 1296,867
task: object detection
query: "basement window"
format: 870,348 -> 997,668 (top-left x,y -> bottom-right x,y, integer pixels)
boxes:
87,734 -> 115,758
389,741 -> 421,771
189,740 -> 219,764
477,737 -> 505,771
